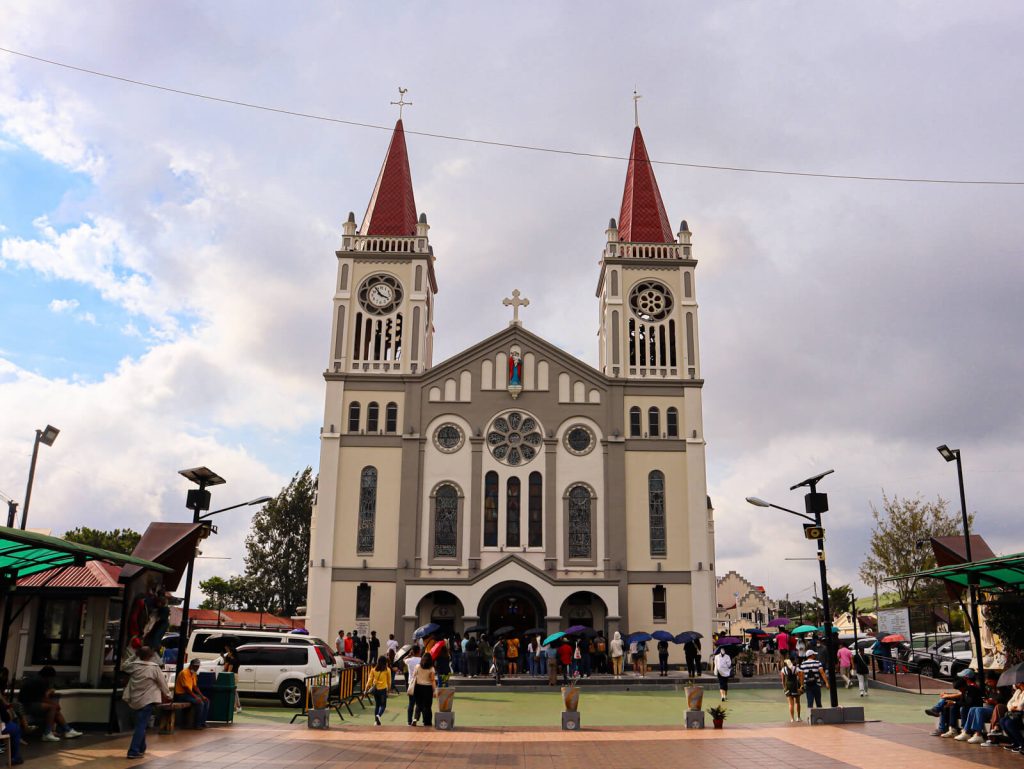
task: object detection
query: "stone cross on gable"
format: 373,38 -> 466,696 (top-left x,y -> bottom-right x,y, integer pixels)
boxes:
502,289 -> 530,327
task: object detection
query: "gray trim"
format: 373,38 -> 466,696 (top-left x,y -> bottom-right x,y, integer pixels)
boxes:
621,383 -> 691,395
338,435 -> 404,448
469,437 -> 483,566
544,439 -> 557,561
404,554 -> 618,587
601,257 -> 698,268
332,567 -> 398,581
562,483 -> 598,567
427,481 -> 464,566
625,439 -> 687,452
626,571 -> 692,584
324,375 -> 410,389
604,426 -> 627,576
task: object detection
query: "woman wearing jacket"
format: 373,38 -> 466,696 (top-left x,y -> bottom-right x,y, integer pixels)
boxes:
122,647 -> 171,759
609,631 -> 625,678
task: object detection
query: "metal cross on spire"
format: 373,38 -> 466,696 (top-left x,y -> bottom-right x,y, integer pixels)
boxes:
390,87 -> 412,119
502,289 -> 530,326
633,88 -> 642,127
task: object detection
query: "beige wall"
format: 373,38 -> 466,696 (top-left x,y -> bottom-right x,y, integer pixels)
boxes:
624,450 -> 689,570
331,446 -> 404,568
626,583 -> 694,663
328,580 -> 397,641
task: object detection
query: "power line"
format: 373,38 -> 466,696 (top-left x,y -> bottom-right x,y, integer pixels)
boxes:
2,45 -> 1023,187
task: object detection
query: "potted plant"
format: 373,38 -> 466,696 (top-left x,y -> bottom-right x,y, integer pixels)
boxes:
739,649 -> 755,678
707,704 -> 727,729
436,672 -> 455,713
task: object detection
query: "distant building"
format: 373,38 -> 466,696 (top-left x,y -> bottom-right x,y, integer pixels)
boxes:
715,570 -> 777,633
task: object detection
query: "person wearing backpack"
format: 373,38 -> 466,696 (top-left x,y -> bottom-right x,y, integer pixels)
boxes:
781,658 -> 805,722
594,632 -> 608,674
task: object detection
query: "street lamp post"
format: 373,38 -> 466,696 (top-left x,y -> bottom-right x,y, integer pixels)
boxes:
937,445 -> 985,685
747,468 -> 839,709
21,424 -> 59,530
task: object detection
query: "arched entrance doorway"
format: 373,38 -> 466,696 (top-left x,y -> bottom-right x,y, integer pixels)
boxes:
477,581 -> 545,638
414,590 -> 464,637
559,591 -> 609,635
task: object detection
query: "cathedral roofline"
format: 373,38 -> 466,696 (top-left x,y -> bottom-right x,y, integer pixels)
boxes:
360,119 -> 419,237
403,554 -> 620,588
617,126 -> 675,244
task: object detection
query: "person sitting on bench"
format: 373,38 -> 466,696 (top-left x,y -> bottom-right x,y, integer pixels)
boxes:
18,667 -> 82,742
174,659 -> 209,729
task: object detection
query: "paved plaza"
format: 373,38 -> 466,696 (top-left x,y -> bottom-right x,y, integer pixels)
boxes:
25,720 -> 1024,769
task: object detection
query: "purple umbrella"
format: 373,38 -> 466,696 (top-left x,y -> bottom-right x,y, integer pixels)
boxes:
767,618 -> 790,628
564,625 -> 588,635
716,636 -> 741,646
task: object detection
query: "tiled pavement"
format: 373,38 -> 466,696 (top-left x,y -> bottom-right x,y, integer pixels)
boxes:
24,721 -> 1024,769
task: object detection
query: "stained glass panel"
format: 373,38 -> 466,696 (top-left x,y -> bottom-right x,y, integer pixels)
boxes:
434,485 -> 458,557
506,477 -> 521,547
357,467 -> 377,554
484,471 -> 499,547
568,486 -> 592,559
649,470 -> 666,556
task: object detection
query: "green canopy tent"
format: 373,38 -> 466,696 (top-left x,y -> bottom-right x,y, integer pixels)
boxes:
886,551 -> 1024,594
0,525 -> 171,663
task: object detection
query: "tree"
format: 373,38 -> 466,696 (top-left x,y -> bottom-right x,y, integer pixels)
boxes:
778,599 -> 808,623
859,492 -> 969,605
64,526 -> 142,555
242,467 -> 314,616
828,584 -> 853,616
985,595 -> 1024,665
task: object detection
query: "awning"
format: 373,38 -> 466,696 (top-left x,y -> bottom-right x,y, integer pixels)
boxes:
886,551 -> 1024,592
0,525 -> 171,582
119,522 -> 206,590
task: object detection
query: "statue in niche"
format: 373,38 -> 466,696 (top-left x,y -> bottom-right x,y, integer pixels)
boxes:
507,349 -> 523,399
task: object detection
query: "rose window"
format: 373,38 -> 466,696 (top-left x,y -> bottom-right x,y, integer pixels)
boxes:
486,411 -> 543,466
629,280 -> 673,322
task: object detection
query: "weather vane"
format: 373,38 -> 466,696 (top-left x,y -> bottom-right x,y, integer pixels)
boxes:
633,88 -> 642,127
391,87 -> 412,119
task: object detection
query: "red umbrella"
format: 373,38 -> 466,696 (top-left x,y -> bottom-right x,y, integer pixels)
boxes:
429,639 -> 447,659
881,634 -> 906,643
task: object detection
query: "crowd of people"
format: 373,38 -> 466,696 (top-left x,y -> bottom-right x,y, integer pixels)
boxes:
925,669 -> 1024,752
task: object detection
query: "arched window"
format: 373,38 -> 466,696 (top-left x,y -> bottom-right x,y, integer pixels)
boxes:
366,402 -> 379,432
506,477 -> 521,547
648,407 -> 660,437
385,402 -> 398,433
348,402 -> 361,432
356,583 -> 371,619
629,407 -> 642,437
483,471 -> 499,547
357,467 -> 377,554
666,407 -> 679,438
649,470 -> 666,556
567,486 -> 592,559
528,472 -> 543,547
433,484 -> 459,558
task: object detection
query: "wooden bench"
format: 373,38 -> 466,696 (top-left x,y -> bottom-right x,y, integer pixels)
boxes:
157,702 -> 191,734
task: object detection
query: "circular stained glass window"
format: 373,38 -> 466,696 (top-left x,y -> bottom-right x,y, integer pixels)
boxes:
434,423 -> 464,453
629,280 -> 673,322
486,411 -> 543,466
564,425 -> 595,456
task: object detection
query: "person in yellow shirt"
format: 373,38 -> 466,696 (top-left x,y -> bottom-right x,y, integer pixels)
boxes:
369,655 -> 392,726
174,659 -> 210,728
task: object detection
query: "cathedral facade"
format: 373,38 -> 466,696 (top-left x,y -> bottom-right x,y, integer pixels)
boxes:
306,118 -> 717,659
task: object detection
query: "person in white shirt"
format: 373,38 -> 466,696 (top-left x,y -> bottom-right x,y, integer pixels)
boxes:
404,648 -> 422,726
386,634 -> 399,654
714,648 -> 733,701
335,629 -> 345,656
609,631 -> 625,678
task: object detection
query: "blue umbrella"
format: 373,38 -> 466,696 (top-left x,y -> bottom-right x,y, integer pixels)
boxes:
543,631 -> 566,646
627,632 -> 652,644
744,628 -> 769,636
675,631 -> 701,644
651,630 -> 676,642
413,623 -> 440,639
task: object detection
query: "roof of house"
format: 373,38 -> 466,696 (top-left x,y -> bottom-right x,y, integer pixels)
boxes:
617,126 -> 674,244
17,560 -> 122,590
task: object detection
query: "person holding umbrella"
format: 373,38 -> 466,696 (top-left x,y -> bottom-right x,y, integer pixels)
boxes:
712,644 -> 732,701
682,634 -> 701,679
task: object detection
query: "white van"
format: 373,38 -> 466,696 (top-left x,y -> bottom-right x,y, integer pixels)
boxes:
183,628 -> 328,664
199,643 -> 335,706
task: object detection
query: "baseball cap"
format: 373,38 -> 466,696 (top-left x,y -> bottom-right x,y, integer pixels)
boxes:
957,668 -> 976,679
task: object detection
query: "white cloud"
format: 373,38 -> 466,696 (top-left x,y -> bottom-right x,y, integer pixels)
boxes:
78,311 -> 96,325
48,298 -> 79,313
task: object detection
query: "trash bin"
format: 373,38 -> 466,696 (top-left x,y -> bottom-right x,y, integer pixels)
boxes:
204,671 -> 236,723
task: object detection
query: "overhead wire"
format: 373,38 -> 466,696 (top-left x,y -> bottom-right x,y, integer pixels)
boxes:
1,45 -> 1023,186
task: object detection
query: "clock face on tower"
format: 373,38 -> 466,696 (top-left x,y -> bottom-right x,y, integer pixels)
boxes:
357,274 -> 404,315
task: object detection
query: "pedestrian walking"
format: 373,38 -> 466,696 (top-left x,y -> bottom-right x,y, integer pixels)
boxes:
799,649 -> 827,710
837,644 -> 853,688
558,639 -> 573,685
404,646 -> 422,726
781,658 -> 805,722
610,631 -> 625,678
412,653 -> 437,727
369,656 -> 391,726
713,647 -> 732,701
684,638 -> 700,679
122,647 -> 171,759
369,631 -> 381,664
492,638 -> 506,685
853,647 -> 870,696
594,632 -> 608,674
478,635 -> 492,679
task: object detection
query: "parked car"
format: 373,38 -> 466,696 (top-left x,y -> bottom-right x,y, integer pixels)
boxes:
183,628 -> 328,664
935,638 -> 975,678
200,642 -> 336,706
909,638 -> 970,679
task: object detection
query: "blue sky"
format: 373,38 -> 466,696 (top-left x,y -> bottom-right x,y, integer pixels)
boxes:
1,1 -> 1023,603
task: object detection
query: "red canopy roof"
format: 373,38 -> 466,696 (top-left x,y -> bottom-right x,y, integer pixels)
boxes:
361,119 -> 418,236
617,126 -> 674,244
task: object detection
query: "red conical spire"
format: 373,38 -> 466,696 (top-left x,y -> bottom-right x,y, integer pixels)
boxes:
617,126 -> 674,244
361,119 -> 418,236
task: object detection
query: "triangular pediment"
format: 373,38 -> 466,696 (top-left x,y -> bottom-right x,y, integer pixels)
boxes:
422,324 -> 608,391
